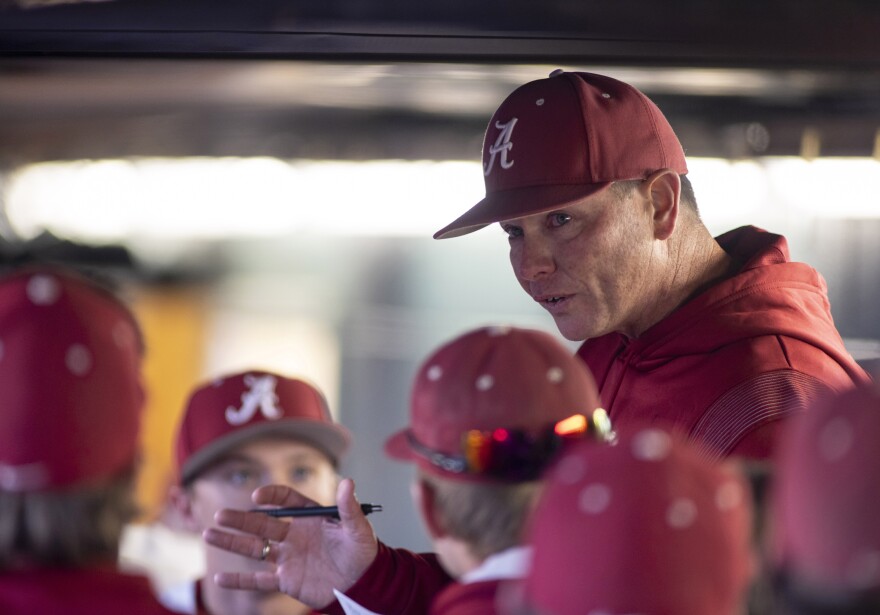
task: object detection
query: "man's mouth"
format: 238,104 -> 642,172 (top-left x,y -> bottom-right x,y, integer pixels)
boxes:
535,294 -> 569,307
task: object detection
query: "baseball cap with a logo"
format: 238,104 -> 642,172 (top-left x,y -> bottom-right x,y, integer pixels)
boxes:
175,370 -> 351,484
514,427 -> 753,615
384,326 -> 607,483
434,70 -> 688,239
0,266 -> 145,492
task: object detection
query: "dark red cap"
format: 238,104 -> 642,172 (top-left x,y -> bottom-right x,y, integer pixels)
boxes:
520,427 -> 753,615
772,384 -> 880,591
0,267 -> 145,491
384,326 -> 602,482
435,70 -> 688,239
175,370 -> 351,483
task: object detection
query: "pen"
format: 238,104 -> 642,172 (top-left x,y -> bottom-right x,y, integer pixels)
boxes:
251,503 -> 383,518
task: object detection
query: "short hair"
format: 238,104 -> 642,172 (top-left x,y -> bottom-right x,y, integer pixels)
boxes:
680,174 -> 698,214
419,471 -> 539,561
0,468 -> 138,569
609,174 -> 699,217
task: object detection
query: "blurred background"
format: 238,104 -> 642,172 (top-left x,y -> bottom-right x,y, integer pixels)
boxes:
2,0 -> 880,589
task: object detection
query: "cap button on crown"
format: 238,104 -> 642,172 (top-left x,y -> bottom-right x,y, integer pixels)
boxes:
549,68 -> 565,77
475,374 -> 495,391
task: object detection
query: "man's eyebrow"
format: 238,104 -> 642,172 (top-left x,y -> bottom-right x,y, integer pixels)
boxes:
208,453 -> 260,467
284,450 -> 332,464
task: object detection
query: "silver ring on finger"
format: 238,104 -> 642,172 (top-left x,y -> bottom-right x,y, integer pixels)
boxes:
259,538 -> 271,561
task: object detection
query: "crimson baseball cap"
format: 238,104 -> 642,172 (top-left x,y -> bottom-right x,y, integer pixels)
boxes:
518,427 -> 753,615
772,384 -> 880,592
175,370 -> 351,484
434,70 -> 688,239
384,325 -> 603,482
0,266 -> 145,491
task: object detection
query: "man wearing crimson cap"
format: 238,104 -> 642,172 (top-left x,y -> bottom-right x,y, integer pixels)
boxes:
505,426 -> 755,615
0,266 -> 177,615
166,369 -> 351,615
433,69 -> 868,461
380,326 -> 608,614
204,70 -> 870,614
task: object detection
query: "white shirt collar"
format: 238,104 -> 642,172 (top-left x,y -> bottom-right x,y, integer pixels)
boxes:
460,545 -> 532,584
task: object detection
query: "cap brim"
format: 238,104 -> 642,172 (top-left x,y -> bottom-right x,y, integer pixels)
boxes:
384,429 -> 471,480
383,428 -> 416,462
433,182 -> 612,240
181,420 -> 352,484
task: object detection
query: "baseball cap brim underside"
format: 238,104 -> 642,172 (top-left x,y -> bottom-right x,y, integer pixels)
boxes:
383,429 -> 414,462
433,181 -> 613,240
180,420 -> 351,484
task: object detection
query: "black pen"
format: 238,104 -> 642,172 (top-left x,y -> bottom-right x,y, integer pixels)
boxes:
250,503 -> 383,518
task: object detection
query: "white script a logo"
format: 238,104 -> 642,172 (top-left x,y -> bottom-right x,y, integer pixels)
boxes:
225,374 -> 284,425
483,118 -> 518,176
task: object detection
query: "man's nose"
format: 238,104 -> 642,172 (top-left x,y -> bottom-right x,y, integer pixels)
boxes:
266,467 -> 293,488
514,237 -> 555,281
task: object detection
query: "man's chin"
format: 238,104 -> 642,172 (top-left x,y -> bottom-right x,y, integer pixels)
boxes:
553,320 -> 590,342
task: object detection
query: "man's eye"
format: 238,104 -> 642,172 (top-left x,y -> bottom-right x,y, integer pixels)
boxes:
225,468 -> 259,486
289,466 -> 316,483
501,224 -> 523,238
549,213 -> 571,227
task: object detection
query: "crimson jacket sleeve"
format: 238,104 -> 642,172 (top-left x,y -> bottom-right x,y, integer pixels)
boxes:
321,541 -> 452,615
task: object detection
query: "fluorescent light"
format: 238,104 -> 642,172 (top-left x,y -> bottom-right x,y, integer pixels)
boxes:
5,157 -> 485,240
5,156 -> 879,243
685,158 -> 766,229
763,158 -> 880,218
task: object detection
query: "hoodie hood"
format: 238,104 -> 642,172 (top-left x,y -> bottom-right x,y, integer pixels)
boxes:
623,227 -> 854,373
576,226 -> 869,458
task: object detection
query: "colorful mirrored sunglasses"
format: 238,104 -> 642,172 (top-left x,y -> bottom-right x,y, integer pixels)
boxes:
406,408 -> 613,480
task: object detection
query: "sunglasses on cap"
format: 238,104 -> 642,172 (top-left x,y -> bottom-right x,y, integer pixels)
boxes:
406,408 -> 613,481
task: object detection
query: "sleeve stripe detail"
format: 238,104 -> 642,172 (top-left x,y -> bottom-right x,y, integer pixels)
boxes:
691,370 -> 829,460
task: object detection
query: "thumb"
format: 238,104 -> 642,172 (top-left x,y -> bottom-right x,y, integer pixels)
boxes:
335,478 -> 363,524
329,477 -> 380,591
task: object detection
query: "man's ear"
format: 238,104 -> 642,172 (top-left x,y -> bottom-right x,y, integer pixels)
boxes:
166,483 -> 202,534
639,168 -> 680,241
411,477 -> 447,540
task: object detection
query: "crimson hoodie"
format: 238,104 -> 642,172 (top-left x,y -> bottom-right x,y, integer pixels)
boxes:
577,226 -> 870,459
325,227 -> 871,615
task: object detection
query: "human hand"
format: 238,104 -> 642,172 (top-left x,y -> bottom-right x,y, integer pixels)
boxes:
202,478 -> 379,610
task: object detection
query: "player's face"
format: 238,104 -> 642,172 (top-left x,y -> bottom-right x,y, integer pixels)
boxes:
187,437 -> 338,532
180,437 -> 337,609
502,185 -> 657,341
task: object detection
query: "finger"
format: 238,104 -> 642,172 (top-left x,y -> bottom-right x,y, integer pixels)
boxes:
203,528 -> 271,560
213,508 -> 291,542
214,571 -> 280,592
252,483 -> 317,508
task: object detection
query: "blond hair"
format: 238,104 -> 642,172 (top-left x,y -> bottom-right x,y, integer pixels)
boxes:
419,471 -> 539,561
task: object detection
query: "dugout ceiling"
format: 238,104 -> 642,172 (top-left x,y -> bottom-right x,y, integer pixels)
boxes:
1,0 -> 879,164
